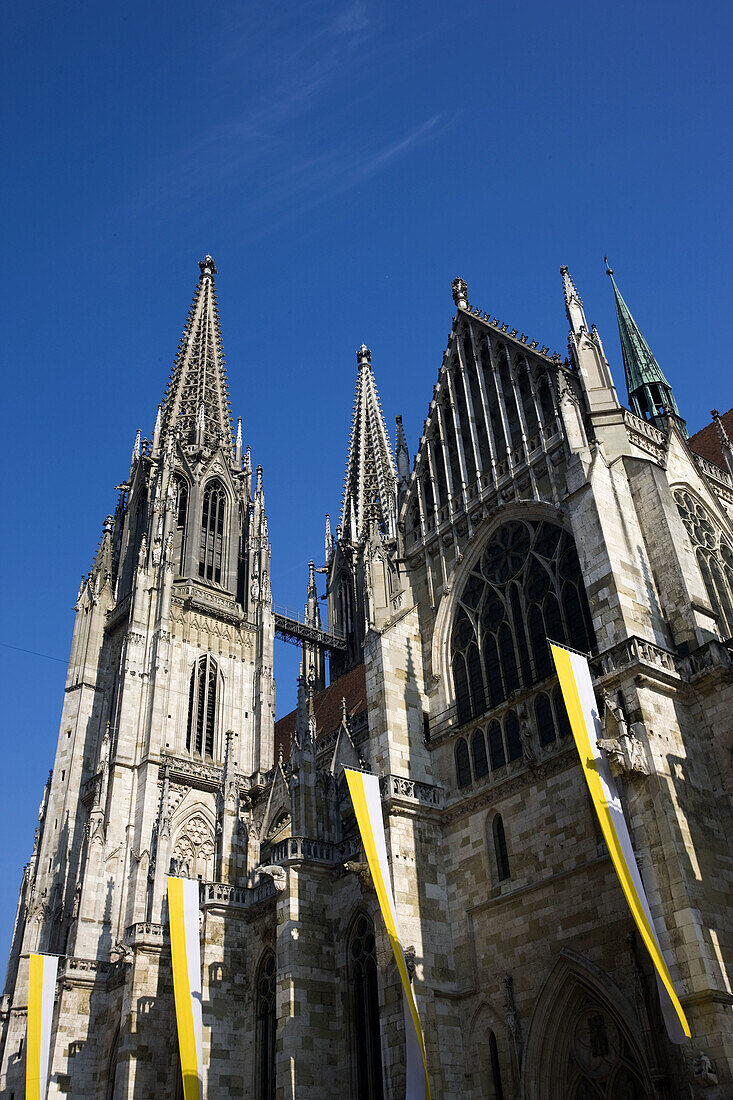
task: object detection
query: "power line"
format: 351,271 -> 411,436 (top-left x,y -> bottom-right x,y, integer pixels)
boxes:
0,641 -> 66,664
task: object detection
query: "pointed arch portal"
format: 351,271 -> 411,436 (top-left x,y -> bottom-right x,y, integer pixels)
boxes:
521,951 -> 653,1100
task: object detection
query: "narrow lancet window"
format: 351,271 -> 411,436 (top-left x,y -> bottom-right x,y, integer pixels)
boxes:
186,655 -> 218,758
199,479 -> 226,583
493,813 -> 510,881
256,951 -> 276,1100
350,912 -> 384,1100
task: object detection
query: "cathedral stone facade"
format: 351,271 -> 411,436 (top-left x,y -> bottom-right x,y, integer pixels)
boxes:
0,256 -> 731,1099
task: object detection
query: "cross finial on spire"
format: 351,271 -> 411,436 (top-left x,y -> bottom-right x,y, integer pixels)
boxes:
199,254 -> 217,277
357,344 -> 371,366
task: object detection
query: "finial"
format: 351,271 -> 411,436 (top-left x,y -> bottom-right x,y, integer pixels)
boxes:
341,697 -> 347,724
452,277 -> 469,310
235,416 -> 243,464
133,428 -> 141,458
308,559 -> 316,589
278,744 -> 283,766
604,256 -> 613,276
103,515 -> 114,536
198,255 -> 217,277
712,409 -> 733,458
357,344 -> 371,366
256,464 -> 263,493
152,404 -> 162,453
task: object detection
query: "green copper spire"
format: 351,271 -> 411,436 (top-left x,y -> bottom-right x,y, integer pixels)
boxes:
605,260 -> 686,436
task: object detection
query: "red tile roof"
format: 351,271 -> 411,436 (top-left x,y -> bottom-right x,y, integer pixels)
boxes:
688,408 -> 733,473
273,664 -> 367,764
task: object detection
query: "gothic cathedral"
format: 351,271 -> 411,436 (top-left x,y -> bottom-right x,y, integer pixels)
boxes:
1,256 -> 731,1098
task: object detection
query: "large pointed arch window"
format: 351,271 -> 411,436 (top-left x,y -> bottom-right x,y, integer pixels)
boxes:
674,488 -> 733,639
199,479 -> 226,584
349,911 -> 384,1100
256,951 -> 276,1100
186,655 -> 218,757
450,520 -> 595,723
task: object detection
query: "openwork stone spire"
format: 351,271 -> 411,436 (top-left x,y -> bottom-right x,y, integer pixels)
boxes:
340,345 -> 398,543
159,256 -> 233,449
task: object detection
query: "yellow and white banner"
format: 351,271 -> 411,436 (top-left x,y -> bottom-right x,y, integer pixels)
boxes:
26,952 -> 58,1100
345,768 -> 431,1099
168,876 -> 204,1099
550,642 -> 690,1044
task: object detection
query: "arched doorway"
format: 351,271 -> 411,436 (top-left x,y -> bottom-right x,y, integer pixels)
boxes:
521,951 -> 654,1100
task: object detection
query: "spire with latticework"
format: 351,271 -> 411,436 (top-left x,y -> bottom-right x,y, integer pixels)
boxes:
340,345 -> 398,543
605,261 -> 686,435
159,256 -> 233,450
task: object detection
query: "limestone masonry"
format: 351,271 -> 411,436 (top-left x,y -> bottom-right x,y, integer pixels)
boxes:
1,256 -> 731,1098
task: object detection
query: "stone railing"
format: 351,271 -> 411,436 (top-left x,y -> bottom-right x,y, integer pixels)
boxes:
591,635 -> 679,681
591,634 -> 732,685
159,751 -> 224,788
693,452 -> 733,498
678,638 -> 732,678
198,879 -> 277,910
62,956 -> 112,978
267,836 -> 359,866
380,773 -> 444,808
124,922 -> 167,947
623,409 -> 667,452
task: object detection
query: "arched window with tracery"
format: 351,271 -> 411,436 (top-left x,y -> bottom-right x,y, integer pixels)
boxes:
492,813 -> 510,881
349,912 -> 384,1100
450,519 -> 595,722
186,655 -> 218,757
198,479 -> 226,584
173,476 -> 188,574
455,738 -> 472,787
256,951 -> 276,1100
674,488 -> 733,638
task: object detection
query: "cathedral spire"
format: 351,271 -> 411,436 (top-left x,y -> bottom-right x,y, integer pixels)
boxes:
605,260 -> 686,435
340,345 -> 398,543
159,255 -> 233,450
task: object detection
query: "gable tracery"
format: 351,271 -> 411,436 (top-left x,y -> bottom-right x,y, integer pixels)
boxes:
170,812 -> 215,881
673,487 -> 733,638
405,323 -> 565,550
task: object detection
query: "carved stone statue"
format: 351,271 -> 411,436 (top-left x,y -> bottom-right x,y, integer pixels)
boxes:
692,1051 -> 718,1086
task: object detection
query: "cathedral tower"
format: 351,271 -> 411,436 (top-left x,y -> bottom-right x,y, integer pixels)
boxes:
0,257 -> 276,1095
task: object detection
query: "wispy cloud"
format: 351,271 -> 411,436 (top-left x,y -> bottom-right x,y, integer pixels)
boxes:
129,3 -> 453,226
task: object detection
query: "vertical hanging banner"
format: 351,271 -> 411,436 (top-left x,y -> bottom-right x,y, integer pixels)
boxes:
26,952 -> 58,1100
550,642 -> 690,1044
345,768 -> 431,1100
167,876 -> 204,1100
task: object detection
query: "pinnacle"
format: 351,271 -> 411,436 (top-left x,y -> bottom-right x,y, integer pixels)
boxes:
340,347 -> 398,543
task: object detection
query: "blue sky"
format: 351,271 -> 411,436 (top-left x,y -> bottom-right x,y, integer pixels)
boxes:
1,0 -> 730,963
